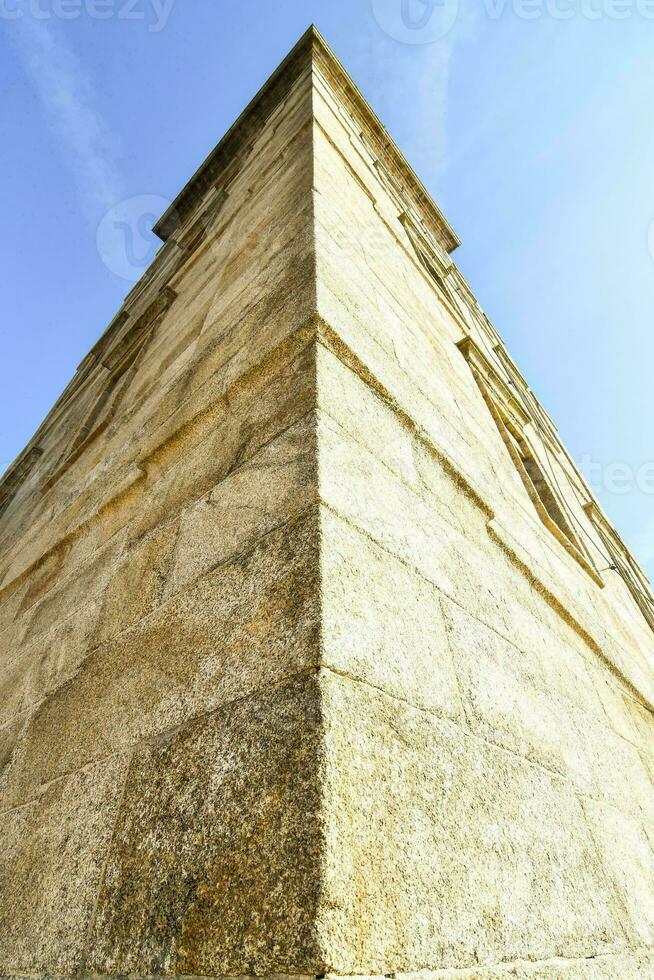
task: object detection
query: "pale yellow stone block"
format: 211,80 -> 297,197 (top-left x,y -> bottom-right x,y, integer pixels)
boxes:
166,413 -> 317,596
320,506 -> 463,721
318,671 -> 626,975
581,798 -> 654,946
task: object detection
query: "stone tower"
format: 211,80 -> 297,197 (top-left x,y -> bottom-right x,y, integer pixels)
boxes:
1,26 -> 654,979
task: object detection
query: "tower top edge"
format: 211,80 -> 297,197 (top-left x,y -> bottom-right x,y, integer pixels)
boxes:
153,24 -> 461,255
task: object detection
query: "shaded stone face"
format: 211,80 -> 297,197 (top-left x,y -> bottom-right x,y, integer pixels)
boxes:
0,755 -> 129,976
86,675 -> 325,976
1,25 -> 654,980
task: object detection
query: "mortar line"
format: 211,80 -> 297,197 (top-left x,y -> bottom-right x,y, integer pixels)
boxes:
0,665 -> 322,819
315,322 -> 654,717
319,500 -> 654,776
0,315 -> 320,605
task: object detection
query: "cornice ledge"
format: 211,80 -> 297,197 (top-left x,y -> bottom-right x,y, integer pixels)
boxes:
153,25 -> 319,243
457,335 -> 531,430
153,25 -> 460,256
488,515 -> 654,714
310,30 -> 459,255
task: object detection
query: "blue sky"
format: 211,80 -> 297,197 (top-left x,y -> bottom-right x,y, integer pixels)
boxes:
1,0 -> 653,578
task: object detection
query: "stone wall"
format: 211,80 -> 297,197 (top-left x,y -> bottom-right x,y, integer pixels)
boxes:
0,50 -> 323,976
0,26 -> 653,979
311,38 -> 654,978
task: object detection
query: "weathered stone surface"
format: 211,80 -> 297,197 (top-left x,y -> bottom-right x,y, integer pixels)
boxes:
320,506 -> 462,720
440,596 -> 597,789
0,598 -> 100,730
165,412 -> 317,595
580,799 -> 654,946
85,675 -> 324,976
129,331 -> 316,543
2,511 -> 320,807
6,525 -> 126,653
318,671 -> 628,975
318,408 -> 470,602
0,755 -> 127,976
402,953 -> 654,976
0,712 -> 29,797
91,518 -> 180,645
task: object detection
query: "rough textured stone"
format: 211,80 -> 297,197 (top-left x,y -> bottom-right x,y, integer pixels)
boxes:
91,518 -> 180,645
580,799 -> 654,946
0,755 -> 127,976
165,412 -> 317,596
85,675 -> 325,976
317,671 -> 627,975
403,955 -> 654,977
2,511 -> 320,807
320,506 -> 463,721
440,596 -> 597,790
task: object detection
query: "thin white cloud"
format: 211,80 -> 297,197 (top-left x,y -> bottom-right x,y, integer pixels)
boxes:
403,7 -> 481,178
359,5 -> 480,182
353,38 -> 453,180
403,41 -> 454,178
9,16 -> 123,219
